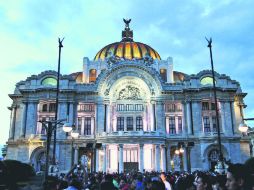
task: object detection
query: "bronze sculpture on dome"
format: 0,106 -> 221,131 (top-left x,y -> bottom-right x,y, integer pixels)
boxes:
123,18 -> 131,30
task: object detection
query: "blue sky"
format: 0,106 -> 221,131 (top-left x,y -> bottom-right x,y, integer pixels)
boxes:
1,0 -> 254,144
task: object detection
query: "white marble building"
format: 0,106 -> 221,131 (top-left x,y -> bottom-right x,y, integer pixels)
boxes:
6,21 -> 251,173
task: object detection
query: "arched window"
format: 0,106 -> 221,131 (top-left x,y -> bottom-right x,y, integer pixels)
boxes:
89,69 -> 97,82
200,76 -> 215,85
41,77 -> 57,86
160,69 -> 167,81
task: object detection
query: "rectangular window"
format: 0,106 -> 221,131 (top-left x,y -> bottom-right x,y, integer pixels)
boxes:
169,116 -> 176,134
211,103 -> 216,110
49,103 -> 56,112
127,117 -> 133,131
117,104 -> 125,111
178,116 -> 182,134
136,116 -> 143,131
135,104 -> 143,111
78,117 -> 82,134
84,117 -> 91,135
78,104 -> 94,112
126,104 -> 135,111
41,117 -> 47,134
42,104 -> 48,112
203,116 -> 211,132
212,116 -> 217,132
160,69 -> 167,81
169,104 -> 175,112
117,117 -> 124,131
202,102 -> 209,110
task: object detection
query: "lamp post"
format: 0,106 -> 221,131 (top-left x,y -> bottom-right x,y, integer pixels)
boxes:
52,37 -> 64,165
40,120 -> 73,188
206,38 -> 225,173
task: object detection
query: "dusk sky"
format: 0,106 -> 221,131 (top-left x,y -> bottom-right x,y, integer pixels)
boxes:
1,0 -> 254,145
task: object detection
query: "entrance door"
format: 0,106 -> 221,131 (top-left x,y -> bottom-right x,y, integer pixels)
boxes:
123,147 -> 138,172
124,162 -> 138,172
79,147 -> 93,172
208,149 -> 219,171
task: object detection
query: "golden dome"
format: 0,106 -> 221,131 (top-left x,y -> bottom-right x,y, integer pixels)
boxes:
94,19 -> 161,61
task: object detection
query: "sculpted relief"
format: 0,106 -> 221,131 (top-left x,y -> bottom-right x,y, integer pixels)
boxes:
118,85 -> 141,100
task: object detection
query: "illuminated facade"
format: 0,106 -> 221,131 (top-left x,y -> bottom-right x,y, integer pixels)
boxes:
6,20 -> 251,173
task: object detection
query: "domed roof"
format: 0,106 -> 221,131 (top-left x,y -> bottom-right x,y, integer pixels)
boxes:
94,19 -> 161,61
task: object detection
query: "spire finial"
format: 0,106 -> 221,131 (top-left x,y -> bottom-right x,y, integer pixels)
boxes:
122,18 -> 133,41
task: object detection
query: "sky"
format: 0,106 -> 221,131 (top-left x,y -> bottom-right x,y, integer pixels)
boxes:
0,0 -> 254,145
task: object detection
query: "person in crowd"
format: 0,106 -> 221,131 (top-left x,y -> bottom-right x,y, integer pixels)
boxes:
194,172 -> 212,190
136,174 -> 145,190
150,180 -> 165,190
64,177 -> 82,190
160,172 -> 172,190
119,178 -> 130,190
225,163 -> 250,190
100,174 -> 118,190
211,174 -> 226,190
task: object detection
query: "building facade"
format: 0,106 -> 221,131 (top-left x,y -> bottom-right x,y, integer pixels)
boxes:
6,21 -> 251,173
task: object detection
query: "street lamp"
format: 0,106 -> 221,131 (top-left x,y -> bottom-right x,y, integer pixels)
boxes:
206,38 -> 225,174
39,119 -> 74,188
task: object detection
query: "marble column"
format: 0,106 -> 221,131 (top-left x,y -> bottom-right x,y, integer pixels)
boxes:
183,147 -> 188,171
68,102 -> 74,124
96,102 -> 105,134
220,101 -> 226,133
95,149 -> 99,172
139,144 -> 144,172
119,144 -> 124,173
103,144 -> 107,173
155,144 -> 161,172
10,105 -> 17,139
155,101 -> 166,133
181,102 -> 187,136
165,116 -> 169,134
161,145 -> 166,172
186,102 -> 192,135
230,101 -> 236,135
192,101 -> 202,135
150,102 -> 155,131
106,103 -> 110,132
21,102 -> 28,137
91,115 -> 95,135
25,101 -> 38,137
167,144 -> 172,171
74,146 -> 79,165
57,102 -> 68,139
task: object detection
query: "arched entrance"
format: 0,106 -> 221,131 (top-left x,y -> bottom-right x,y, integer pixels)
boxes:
208,149 -> 219,171
30,147 -> 46,172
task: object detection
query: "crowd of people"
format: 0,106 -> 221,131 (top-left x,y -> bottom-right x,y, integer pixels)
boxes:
43,162 -> 254,190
